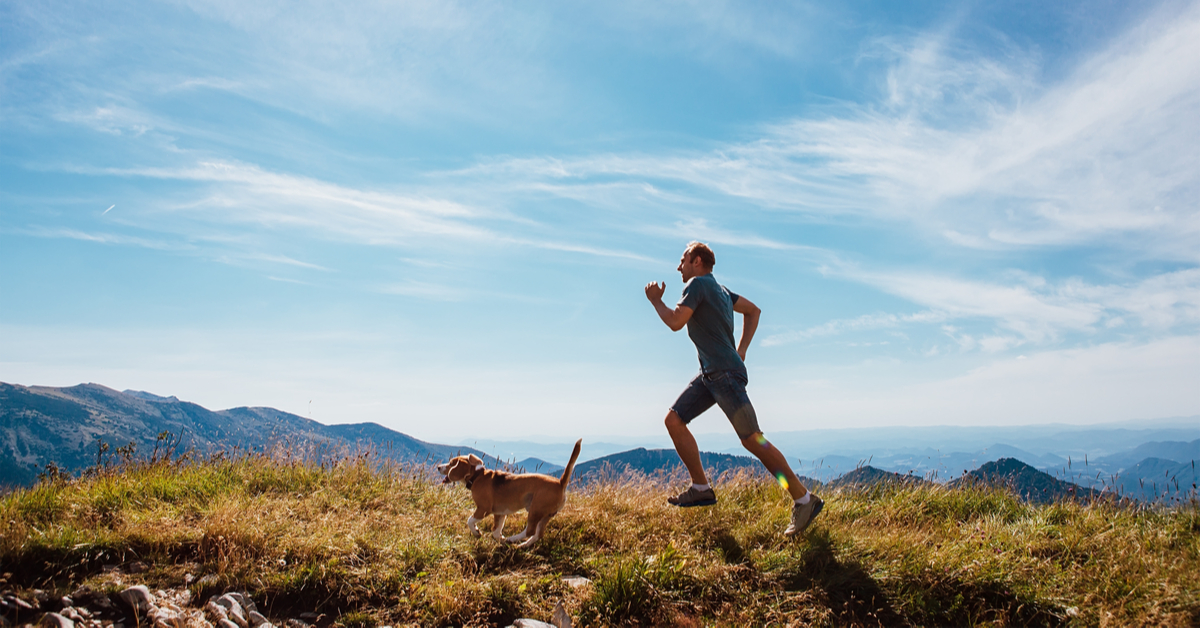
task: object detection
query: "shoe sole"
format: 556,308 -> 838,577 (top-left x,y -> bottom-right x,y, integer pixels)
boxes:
670,498 -> 717,508
785,499 -> 825,536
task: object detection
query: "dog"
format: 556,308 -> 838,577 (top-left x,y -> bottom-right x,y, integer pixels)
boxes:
437,439 -> 582,547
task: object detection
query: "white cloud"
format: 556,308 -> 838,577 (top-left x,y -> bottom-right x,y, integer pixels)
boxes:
763,310 -> 945,347
765,266 -> 1200,349
454,3 -> 1200,261
755,335 -> 1200,428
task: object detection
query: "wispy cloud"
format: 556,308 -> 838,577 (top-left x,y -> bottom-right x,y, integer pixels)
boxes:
763,310 -> 945,347
820,266 -> 1200,346
12,226 -> 191,252
453,3 -> 1200,260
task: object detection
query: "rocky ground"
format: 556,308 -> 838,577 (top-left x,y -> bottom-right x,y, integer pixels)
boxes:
1,579 -> 578,628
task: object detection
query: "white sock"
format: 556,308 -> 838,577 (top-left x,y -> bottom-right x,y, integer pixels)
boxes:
795,493 -> 811,505
692,483 -> 710,492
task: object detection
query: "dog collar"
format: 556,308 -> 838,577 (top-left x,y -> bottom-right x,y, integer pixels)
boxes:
465,464 -> 485,489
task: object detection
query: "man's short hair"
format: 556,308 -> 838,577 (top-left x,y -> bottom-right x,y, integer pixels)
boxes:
684,241 -> 715,269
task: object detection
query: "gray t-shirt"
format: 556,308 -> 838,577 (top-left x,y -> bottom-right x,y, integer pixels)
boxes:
678,274 -> 746,376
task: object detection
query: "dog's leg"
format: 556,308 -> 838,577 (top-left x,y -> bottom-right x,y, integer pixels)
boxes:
491,514 -> 507,541
504,525 -> 528,544
516,514 -> 551,548
467,515 -> 482,538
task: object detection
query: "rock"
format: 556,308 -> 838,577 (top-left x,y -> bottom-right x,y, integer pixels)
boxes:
3,594 -> 34,610
285,620 -> 310,628
551,602 -> 572,628
225,593 -> 256,614
247,610 -> 270,627
126,562 -> 150,574
204,601 -> 229,622
59,597 -> 73,608
218,620 -> 240,628
117,586 -> 155,614
561,576 -> 591,588
38,612 -> 74,628
214,595 -> 247,628
510,620 -> 555,628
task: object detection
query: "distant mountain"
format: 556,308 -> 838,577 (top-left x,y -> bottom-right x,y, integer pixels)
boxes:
949,458 -> 1104,504
1094,439 -> 1200,471
1103,457 -> 1199,503
574,447 -> 767,483
825,466 -> 931,490
0,382 -> 503,488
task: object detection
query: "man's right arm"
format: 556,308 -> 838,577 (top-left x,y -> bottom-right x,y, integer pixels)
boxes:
645,281 -> 694,331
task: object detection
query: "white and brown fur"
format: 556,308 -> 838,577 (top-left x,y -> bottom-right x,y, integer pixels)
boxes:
436,439 -> 582,547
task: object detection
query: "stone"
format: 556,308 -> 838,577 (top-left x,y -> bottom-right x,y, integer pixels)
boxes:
60,597 -> 73,608
550,602 -> 572,628
218,620 -> 240,628
3,594 -> 34,610
38,612 -> 75,628
126,562 -> 150,574
151,607 -> 185,628
247,610 -> 269,627
204,600 -> 229,622
215,595 -> 247,628
226,593 -> 256,614
285,620 -> 310,628
561,576 -> 591,588
117,586 -> 155,615
510,620 -> 555,628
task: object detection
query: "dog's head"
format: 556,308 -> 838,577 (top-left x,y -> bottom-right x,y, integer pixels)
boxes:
436,453 -> 484,485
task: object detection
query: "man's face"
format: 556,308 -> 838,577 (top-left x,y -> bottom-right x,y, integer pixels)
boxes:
677,251 -> 703,282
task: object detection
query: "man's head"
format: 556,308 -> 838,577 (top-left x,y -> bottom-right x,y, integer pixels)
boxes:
678,241 -> 715,282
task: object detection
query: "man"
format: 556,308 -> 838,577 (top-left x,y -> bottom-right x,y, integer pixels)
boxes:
644,241 -> 823,536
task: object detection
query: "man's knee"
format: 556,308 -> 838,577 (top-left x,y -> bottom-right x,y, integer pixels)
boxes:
665,410 -> 686,430
740,431 -> 767,452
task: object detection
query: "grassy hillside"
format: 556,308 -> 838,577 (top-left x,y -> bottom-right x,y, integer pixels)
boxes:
2,452 -> 1198,627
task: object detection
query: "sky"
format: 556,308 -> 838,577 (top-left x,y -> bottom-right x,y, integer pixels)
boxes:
1,0 -> 1198,444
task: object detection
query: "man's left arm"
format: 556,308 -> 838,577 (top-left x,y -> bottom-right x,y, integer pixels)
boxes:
733,295 -> 761,361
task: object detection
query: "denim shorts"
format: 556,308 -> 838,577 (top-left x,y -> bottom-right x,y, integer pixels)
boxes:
670,370 -> 761,439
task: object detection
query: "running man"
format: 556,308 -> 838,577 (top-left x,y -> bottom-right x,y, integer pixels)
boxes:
644,241 -> 823,536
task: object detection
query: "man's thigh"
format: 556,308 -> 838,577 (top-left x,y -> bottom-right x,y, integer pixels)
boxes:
670,374 -> 716,423
705,371 -> 761,439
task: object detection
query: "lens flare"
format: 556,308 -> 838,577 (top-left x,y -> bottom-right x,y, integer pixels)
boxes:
755,434 -> 771,449
774,471 -> 789,490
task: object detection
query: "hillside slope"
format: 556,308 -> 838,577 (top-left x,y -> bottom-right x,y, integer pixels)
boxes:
0,382 -> 496,487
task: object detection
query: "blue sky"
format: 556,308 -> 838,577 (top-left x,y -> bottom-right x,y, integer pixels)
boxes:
2,0 -> 1197,443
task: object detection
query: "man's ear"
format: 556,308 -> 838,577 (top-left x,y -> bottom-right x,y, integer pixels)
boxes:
468,454 -> 483,466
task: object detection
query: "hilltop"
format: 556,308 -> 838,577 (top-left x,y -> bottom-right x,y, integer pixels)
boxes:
1,451 -> 1197,626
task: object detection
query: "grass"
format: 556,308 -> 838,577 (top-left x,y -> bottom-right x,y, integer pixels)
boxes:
1,451 -> 1198,627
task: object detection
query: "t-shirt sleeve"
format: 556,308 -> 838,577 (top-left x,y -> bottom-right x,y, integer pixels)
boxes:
678,278 -> 704,310
728,289 -> 741,306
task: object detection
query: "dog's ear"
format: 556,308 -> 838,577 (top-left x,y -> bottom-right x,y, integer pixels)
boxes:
468,454 -> 483,466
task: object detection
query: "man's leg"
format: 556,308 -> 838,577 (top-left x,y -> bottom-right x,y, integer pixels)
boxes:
742,431 -> 824,536
665,410 -> 709,486
740,432 -> 806,500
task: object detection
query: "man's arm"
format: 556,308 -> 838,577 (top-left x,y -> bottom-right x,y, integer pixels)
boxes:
732,295 -> 761,360
645,281 -> 694,331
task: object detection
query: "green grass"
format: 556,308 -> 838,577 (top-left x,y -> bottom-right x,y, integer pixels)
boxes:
1,454 -> 1197,627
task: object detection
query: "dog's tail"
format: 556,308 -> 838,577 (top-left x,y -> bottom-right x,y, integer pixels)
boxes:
559,439 -> 583,488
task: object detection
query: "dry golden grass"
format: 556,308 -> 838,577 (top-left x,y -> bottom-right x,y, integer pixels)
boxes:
2,452 -> 1198,627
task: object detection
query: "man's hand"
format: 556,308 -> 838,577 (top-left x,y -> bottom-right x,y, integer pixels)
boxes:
644,281 -> 666,302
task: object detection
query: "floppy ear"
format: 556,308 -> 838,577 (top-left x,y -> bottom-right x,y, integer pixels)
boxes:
468,454 -> 483,466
